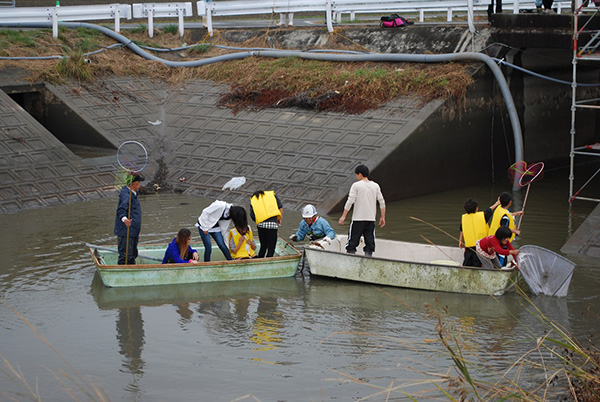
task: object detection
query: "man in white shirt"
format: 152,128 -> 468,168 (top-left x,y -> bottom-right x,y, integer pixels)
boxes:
338,165 -> 386,257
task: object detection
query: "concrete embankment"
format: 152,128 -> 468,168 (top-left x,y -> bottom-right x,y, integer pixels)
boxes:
0,16 -> 597,233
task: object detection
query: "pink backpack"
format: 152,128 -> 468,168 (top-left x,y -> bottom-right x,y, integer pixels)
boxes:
380,14 -> 414,28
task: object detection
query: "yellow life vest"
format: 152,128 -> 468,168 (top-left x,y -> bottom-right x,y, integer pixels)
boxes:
461,211 -> 488,247
229,227 -> 255,259
250,191 -> 281,224
488,206 -> 516,241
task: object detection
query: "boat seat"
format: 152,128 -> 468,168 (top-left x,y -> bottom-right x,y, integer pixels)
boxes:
430,259 -> 460,266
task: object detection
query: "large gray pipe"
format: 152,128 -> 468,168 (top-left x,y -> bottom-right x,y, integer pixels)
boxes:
1,21 -> 523,164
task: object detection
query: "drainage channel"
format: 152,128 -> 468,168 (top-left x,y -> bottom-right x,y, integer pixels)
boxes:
1,83 -> 116,159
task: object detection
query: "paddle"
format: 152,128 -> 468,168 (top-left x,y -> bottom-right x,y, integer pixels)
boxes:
86,243 -> 163,263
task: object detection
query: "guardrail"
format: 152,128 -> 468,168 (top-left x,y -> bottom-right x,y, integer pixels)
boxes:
132,2 -> 193,38
0,4 -> 131,38
197,0 -> 333,36
0,0 -> 575,40
334,0 -> 572,22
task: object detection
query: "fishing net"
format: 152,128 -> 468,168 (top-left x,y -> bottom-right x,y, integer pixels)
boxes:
518,245 -> 576,297
117,141 -> 148,174
114,141 -> 148,190
508,161 -> 545,188
508,161 -> 545,229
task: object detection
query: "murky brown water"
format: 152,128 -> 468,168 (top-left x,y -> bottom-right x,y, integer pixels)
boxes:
0,167 -> 598,401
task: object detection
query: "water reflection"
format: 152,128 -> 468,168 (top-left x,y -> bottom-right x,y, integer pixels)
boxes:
116,307 -> 145,396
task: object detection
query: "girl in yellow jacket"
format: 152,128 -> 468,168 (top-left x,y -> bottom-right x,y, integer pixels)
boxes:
228,206 -> 256,259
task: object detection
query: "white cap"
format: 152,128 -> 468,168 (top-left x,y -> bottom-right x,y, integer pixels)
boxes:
302,204 -> 317,218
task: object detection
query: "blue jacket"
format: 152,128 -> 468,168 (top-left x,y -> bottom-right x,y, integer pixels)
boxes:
162,238 -> 197,264
295,217 -> 336,241
114,186 -> 142,237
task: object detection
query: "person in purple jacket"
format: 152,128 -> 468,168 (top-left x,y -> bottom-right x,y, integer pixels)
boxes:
162,228 -> 199,264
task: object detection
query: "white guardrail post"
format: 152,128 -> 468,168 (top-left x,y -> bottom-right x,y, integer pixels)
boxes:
133,3 -> 193,38
0,5 -> 132,38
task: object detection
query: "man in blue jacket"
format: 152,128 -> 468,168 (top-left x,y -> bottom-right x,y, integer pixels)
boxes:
114,174 -> 144,265
290,204 -> 336,244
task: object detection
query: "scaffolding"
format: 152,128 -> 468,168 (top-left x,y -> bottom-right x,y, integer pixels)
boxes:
570,2 -> 600,203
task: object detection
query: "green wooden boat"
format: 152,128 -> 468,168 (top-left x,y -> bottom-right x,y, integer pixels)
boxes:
89,238 -> 301,288
304,236 -> 518,296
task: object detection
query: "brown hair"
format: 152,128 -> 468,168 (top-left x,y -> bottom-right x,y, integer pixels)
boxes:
175,228 -> 192,260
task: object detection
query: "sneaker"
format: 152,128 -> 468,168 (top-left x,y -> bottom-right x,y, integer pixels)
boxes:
364,252 -> 372,257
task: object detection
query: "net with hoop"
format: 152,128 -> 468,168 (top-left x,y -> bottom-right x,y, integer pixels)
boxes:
508,161 -> 545,189
114,141 -> 148,189
518,245 -> 576,297
508,161 -> 545,230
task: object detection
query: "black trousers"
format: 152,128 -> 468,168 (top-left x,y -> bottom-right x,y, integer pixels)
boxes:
462,247 -> 482,267
346,221 -> 375,254
257,227 -> 278,258
117,235 -> 139,265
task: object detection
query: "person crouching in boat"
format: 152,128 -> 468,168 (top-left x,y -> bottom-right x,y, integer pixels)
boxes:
475,226 -> 520,269
162,228 -> 199,264
289,204 -> 336,246
195,200 -> 234,262
228,206 -> 256,259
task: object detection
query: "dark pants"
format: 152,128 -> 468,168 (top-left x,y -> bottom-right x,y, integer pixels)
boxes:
462,247 -> 482,267
346,221 -> 375,254
542,0 -> 553,9
487,0 -> 502,21
117,236 -> 138,265
257,227 -> 278,258
199,230 -> 232,262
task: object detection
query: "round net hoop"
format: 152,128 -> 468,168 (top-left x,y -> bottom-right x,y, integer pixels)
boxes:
117,141 -> 148,174
508,161 -> 544,189
519,161 -> 544,187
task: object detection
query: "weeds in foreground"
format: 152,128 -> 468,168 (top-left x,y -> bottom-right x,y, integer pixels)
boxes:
423,294 -> 600,401
0,302 -> 109,401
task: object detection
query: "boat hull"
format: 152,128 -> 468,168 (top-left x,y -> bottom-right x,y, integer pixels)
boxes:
304,237 -> 518,296
90,238 -> 301,287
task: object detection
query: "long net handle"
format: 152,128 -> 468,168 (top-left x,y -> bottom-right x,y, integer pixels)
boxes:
125,187 -> 132,264
517,183 -> 531,231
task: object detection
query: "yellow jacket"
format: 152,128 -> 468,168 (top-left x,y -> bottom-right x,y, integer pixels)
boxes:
488,206 -> 516,241
229,227 -> 255,259
250,191 -> 281,224
461,211 -> 489,247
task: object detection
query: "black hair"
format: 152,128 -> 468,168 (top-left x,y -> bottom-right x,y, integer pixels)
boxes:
463,198 -> 478,214
355,165 -> 369,177
230,206 -> 249,235
495,226 -> 512,241
251,190 -> 265,199
499,192 -> 512,207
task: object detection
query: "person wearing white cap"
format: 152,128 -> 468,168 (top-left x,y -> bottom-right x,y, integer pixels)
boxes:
289,204 -> 336,244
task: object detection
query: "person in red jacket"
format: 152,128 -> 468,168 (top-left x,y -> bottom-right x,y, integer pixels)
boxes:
475,226 -> 520,269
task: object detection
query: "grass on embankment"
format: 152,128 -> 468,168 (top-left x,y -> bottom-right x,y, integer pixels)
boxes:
0,26 -> 473,114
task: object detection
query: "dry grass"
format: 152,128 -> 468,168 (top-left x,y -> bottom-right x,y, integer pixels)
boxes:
0,26 -> 474,113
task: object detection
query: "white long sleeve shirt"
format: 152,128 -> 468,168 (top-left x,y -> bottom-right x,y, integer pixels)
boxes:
344,179 -> 385,221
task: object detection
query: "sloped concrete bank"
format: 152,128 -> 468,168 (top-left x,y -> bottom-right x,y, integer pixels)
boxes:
0,19 -> 597,217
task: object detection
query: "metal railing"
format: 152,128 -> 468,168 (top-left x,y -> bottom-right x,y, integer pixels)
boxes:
132,2 -> 193,37
0,4 -> 131,37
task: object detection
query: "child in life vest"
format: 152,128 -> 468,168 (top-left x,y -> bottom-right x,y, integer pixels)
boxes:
228,206 -> 256,259
459,197 -> 500,267
488,192 -> 523,266
476,226 -> 520,269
